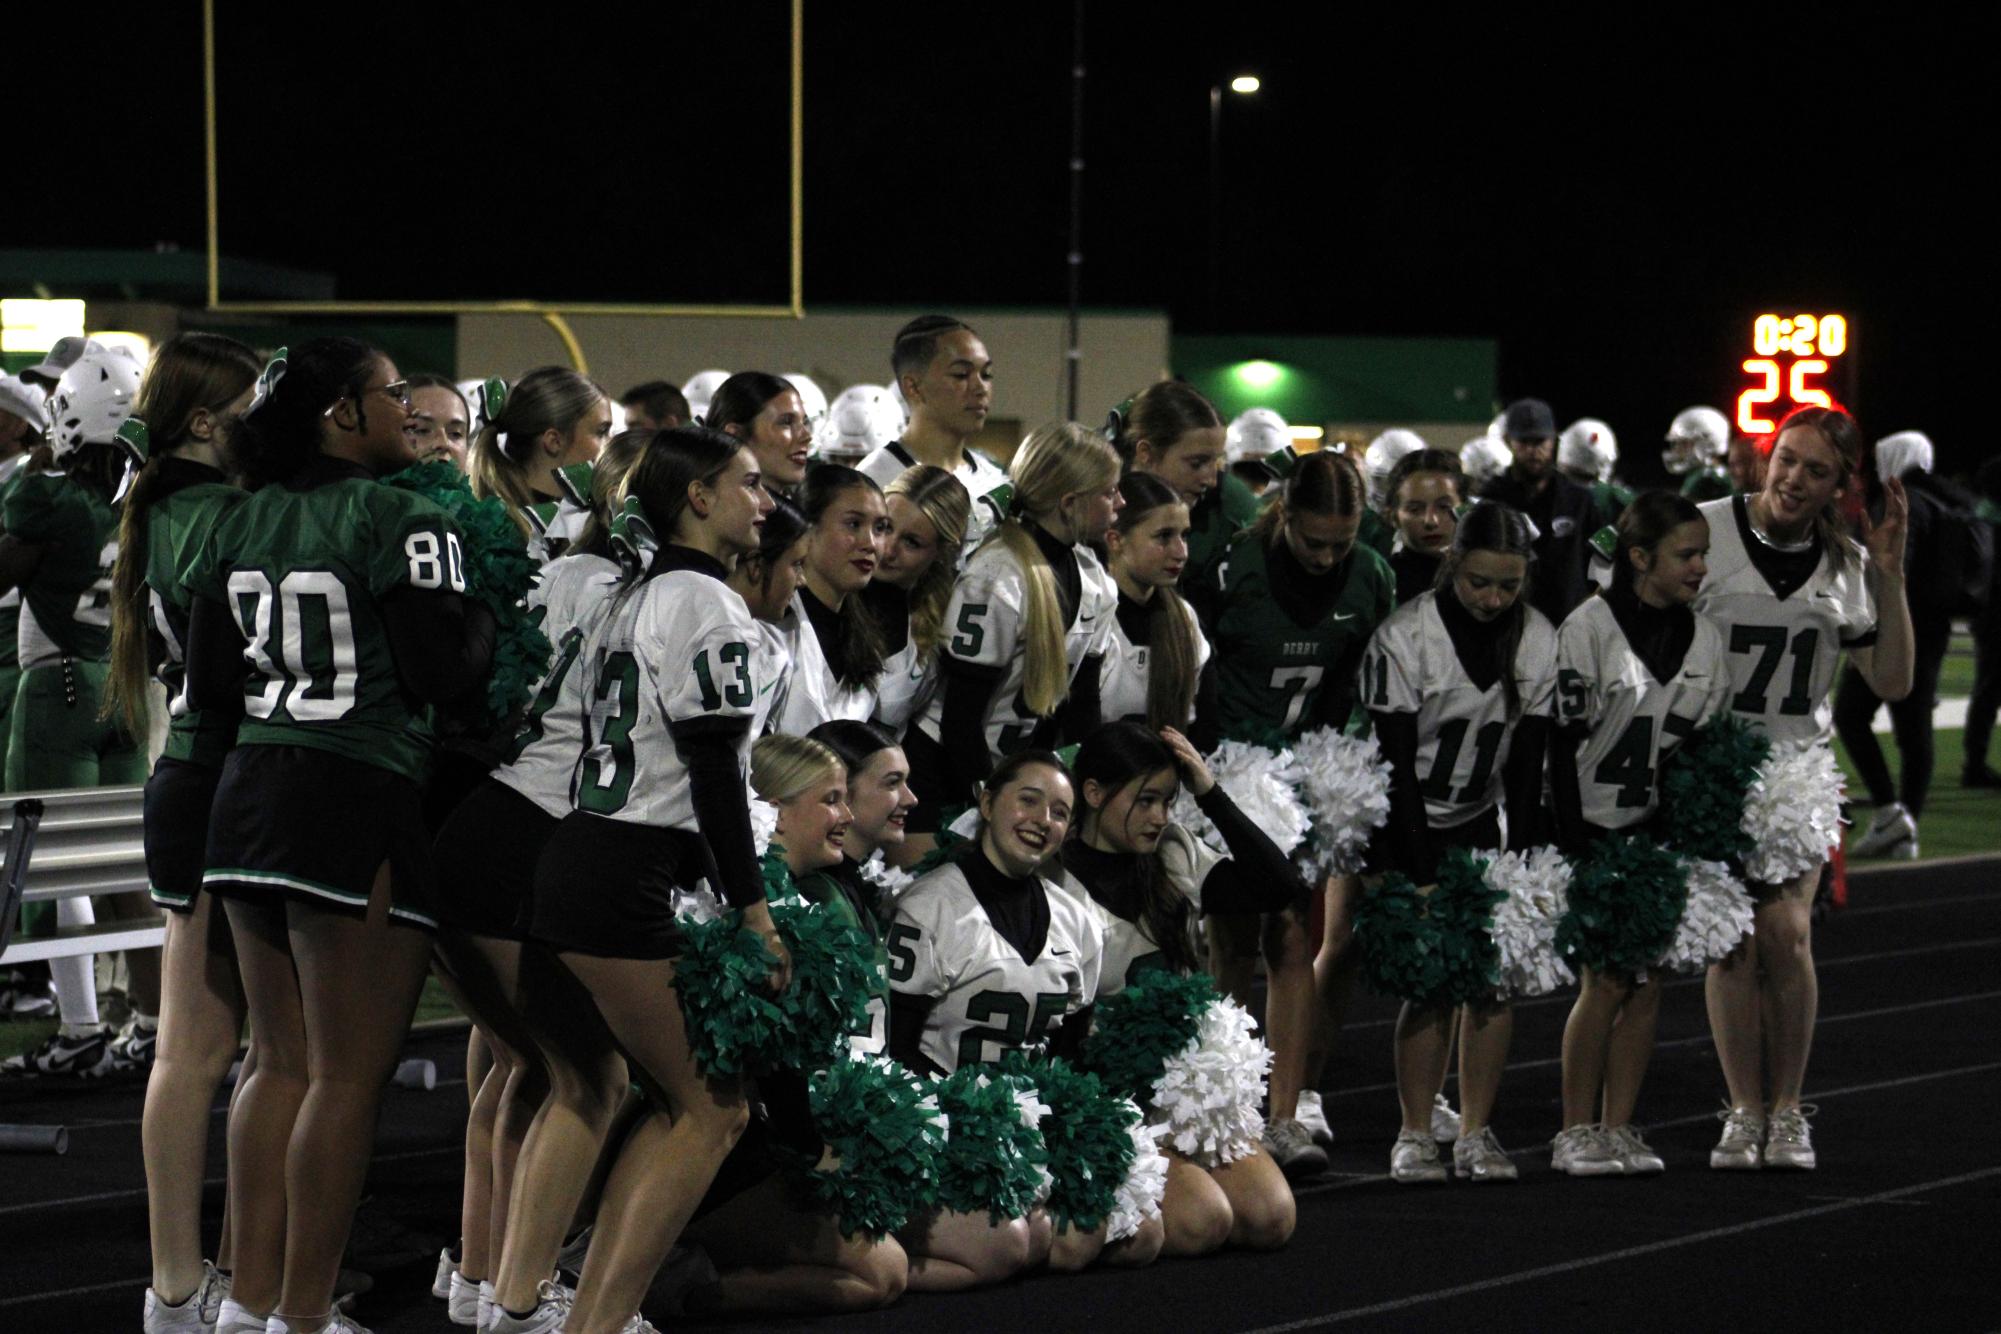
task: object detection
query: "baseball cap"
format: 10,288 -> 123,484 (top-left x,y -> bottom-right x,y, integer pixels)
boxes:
19,335 -> 97,390
0,372 -> 49,433
1501,397 -> 1556,441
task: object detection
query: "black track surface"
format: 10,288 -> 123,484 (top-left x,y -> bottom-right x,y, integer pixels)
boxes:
4,859 -> 1997,1332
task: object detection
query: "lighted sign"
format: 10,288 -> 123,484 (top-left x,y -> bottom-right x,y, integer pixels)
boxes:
1737,312 -> 1851,434
0,298 -> 86,355
1232,359 -> 1285,390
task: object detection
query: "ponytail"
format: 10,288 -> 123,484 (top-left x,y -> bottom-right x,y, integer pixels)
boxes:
469,366 -> 606,536
1111,472 -> 1200,729
1251,448 -> 1365,549
1438,500 -> 1536,719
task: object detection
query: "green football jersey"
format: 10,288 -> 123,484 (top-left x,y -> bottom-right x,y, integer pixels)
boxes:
146,467 -> 246,766
186,470 -> 465,782
1182,472 -> 1262,608
1210,533 -> 1395,744
3,471 -> 118,666
0,462 -> 26,674
1681,466 -> 1733,502
1357,507 -> 1395,560
1590,480 -> 1636,532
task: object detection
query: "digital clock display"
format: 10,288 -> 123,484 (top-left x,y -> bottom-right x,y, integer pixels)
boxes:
1737,312 -> 1851,434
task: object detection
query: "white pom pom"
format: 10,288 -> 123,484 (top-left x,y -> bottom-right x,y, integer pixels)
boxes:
1288,728 -> 1393,878
1484,845 -> 1576,999
1741,741 -> 1844,884
1169,741 -> 1311,857
1151,996 -> 1272,1166
750,791 -> 780,860
859,850 -> 915,909
1106,1108 -> 1170,1243
1658,857 -> 1755,973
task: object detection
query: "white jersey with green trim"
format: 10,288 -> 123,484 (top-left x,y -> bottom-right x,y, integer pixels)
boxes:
1555,596 -> 1732,829
887,860 -> 1105,1076
748,619 -> 792,737
493,553 -> 622,817
571,568 -> 763,829
1081,826 -> 1218,998
1358,591 -> 1559,829
913,537 -> 1117,760
1694,496 -> 1875,747
1098,597 -> 1211,727
857,441 -> 1011,553
770,591 -> 877,737
872,632 -> 938,737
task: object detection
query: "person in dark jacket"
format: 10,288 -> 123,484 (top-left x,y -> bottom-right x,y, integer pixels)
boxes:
1479,398 -> 1598,628
1963,456 -> 2001,786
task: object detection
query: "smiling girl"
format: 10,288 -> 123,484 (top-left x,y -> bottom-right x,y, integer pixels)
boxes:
705,372 -> 816,497
865,465 -> 970,742
469,366 -> 610,549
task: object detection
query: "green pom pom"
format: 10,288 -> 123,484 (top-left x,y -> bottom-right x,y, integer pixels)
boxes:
788,1056 -> 946,1238
1353,874 -> 1449,1004
1555,832 -> 1689,981
1428,846 -> 1506,1005
382,460 -> 552,731
1653,713 -> 1770,867
1080,968 -> 1216,1098
761,847 -> 799,903
928,1066 -> 1050,1222
671,913 -> 786,1077
905,816 -> 971,879
997,1053 -> 1137,1233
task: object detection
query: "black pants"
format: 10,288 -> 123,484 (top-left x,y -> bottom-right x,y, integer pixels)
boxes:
1965,610 -> 2001,769
1832,616 -> 1950,817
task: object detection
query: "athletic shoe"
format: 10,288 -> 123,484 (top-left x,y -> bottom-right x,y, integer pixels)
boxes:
143,1280 -> 214,1333
1430,1093 -> 1462,1143
1710,1106 -> 1765,1170
484,1279 -> 571,1334
1849,802 -> 1917,859
0,1025 -> 113,1077
1390,1129 -> 1448,1183
432,1249 -> 457,1300
332,1269 -> 372,1312
1452,1127 -> 1519,1182
1551,1124 -> 1625,1177
447,1269 -> 481,1326
615,1315 -> 661,1334
479,1280 -> 494,1331
1605,1123 -> 1665,1175
1294,1089 -> 1334,1147
215,1299 -> 269,1334
0,968 -> 56,1019
555,1224 -> 592,1278
108,1018 -> 159,1073
1262,1117 -> 1330,1179
1764,1105 -> 1818,1170
1963,764 -> 2001,789
200,1266 -> 231,1326
264,1314 -> 371,1333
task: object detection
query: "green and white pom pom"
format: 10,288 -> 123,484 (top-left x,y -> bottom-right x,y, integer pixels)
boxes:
1105,1107 -> 1169,1243
998,1053 -> 1138,1233
1483,846 -> 1576,999
791,1055 -> 947,1238
1079,968 -> 1216,1100
1428,846 -> 1506,1005
1655,713 -> 1768,867
1555,833 -> 1688,983
1168,740 -> 1310,858
928,1066 -> 1051,1222
1740,741 -> 1844,884
673,897 -> 878,1077
1288,727 -> 1394,878
1657,857 -> 1755,973
1149,994 -> 1271,1165
1354,874 -> 1449,1004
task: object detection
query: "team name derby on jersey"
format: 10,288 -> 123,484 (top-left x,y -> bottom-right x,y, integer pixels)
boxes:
915,538 -> 1117,759
1359,591 -> 1559,829
185,475 -> 465,782
492,553 -> 623,816
571,568 -> 763,827
1099,599 -> 1212,726
887,861 -> 1105,1076
1556,597 -> 1731,829
1694,496 -> 1875,747
1079,825 -> 1219,995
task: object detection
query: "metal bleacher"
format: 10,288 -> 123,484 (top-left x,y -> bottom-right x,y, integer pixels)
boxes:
1,787 -> 158,966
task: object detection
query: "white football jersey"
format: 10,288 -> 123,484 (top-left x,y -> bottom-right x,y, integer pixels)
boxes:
1556,597 -> 1732,829
747,619 -> 792,737
571,567 -> 763,829
1098,596 -> 1212,728
1694,496 -> 1875,746
913,537 -> 1118,761
857,441 -> 1011,553
1358,591 -> 1559,829
887,860 -> 1105,1076
526,497 -> 591,567
493,553 -> 623,816
871,632 -> 938,737
769,592 -> 877,737
1076,826 -> 1219,998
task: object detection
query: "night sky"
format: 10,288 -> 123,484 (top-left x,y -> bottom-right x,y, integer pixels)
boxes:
19,4 -> 1988,479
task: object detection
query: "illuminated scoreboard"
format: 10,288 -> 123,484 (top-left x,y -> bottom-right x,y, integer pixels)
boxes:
1736,312 -> 1853,435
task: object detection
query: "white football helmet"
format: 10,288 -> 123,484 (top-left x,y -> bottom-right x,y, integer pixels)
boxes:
48,342 -> 146,463
783,374 -> 828,439
1460,434 -> 1512,486
1224,408 -> 1289,464
681,369 -> 732,425
1559,418 -> 1618,484
1363,428 -> 1427,507
816,384 -> 904,463
1663,405 -> 1729,476
1874,430 -> 1934,482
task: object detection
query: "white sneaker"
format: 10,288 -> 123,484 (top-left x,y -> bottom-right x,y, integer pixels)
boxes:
142,1285 -> 212,1333
431,1249 -> 457,1300
1605,1123 -> 1665,1174
613,1315 -> 661,1334
484,1279 -> 572,1334
201,1267 -> 231,1327
479,1280 -> 495,1330
1262,1117 -> 1330,1179
1430,1093 -> 1462,1143
264,1315 -> 371,1333
1710,1105 -> 1765,1170
1765,1105 -> 1818,1170
1390,1129 -> 1448,1183
1849,802 -> 1918,859
447,1269 -> 481,1326
1452,1126 -> 1519,1182
215,1299 -> 270,1334
1294,1089 -> 1334,1147
1551,1124 -> 1625,1177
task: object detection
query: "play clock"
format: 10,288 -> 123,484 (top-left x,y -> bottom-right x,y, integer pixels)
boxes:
1736,312 -> 1853,434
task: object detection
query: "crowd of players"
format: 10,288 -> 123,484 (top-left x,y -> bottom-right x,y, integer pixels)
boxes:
0,312 -> 1958,1331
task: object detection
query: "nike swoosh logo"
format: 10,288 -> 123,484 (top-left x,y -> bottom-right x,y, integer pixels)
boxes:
1331,613 -> 1357,622
1051,948 -> 1073,956
758,681 -> 777,697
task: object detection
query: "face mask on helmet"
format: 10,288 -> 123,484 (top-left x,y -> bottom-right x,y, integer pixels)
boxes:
48,344 -> 147,467
814,384 -> 903,462
681,369 -> 731,426
1460,435 -> 1511,486
1662,405 -> 1728,476
1363,429 -> 1426,506
783,374 -> 829,437
1224,408 -> 1289,464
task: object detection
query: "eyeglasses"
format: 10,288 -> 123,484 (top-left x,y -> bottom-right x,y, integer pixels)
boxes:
323,379 -> 411,418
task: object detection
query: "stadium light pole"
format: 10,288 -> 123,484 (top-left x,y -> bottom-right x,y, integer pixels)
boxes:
1208,74 -> 1261,324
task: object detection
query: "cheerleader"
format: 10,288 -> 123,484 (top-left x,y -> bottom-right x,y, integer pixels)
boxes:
1698,407 -> 1910,1171
405,373 -> 472,470
1382,448 -> 1466,605
666,734 -> 910,1317
184,338 -> 496,1333
724,496 -> 811,737
1099,471 -> 1211,731
1359,501 -> 1556,1184
866,464 -> 971,743
856,315 -> 1009,515
525,425 -> 789,1334
904,423 -> 1120,836
769,463 -> 891,736
1110,380 -> 1249,627
888,751 -> 1138,1279
96,333 -> 260,1333
1064,721 -> 1297,1254
1550,493 -> 1731,1176
468,365 -> 610,553
1204,448 -> 1394,1177
804,720 -> 919,1018
703,370 -> 814,496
